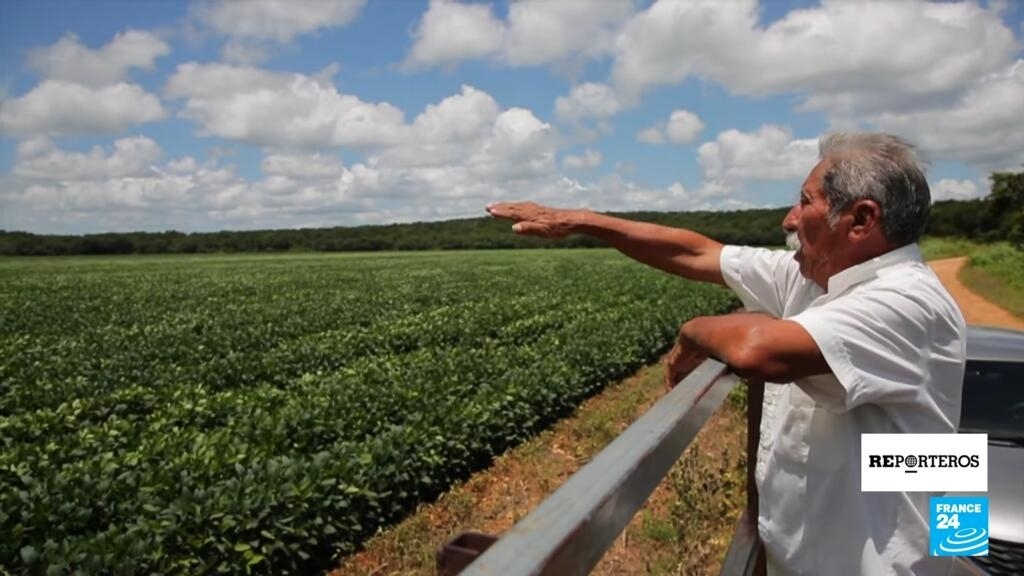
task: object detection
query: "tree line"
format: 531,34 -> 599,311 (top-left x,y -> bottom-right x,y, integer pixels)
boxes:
3,171 -> 1021,256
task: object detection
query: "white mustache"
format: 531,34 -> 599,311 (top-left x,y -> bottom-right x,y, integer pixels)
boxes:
785,231 -> 802,252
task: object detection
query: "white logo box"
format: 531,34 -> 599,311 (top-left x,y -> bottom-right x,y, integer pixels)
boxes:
861,434 -> 987,492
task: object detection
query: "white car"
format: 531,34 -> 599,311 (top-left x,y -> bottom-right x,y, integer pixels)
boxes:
954,326 -> 1024,575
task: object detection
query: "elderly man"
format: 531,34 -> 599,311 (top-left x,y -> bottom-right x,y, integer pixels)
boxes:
486,133 -> 966,576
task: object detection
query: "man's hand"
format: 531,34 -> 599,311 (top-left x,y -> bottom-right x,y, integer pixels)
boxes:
486,202 -> 585,238
664,336 -> 709,391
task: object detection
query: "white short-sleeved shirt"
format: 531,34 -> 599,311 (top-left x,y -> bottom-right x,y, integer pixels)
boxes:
719,243 -> 967,576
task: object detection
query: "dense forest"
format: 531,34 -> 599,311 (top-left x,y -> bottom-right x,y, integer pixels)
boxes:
3,171 -> 1021,256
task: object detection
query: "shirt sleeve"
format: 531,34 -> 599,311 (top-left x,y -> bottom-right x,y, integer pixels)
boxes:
719,245 -> 801,318
787,287 -> 939,413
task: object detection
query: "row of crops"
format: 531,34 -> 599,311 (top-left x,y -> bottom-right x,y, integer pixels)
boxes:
1,250 -> 737,574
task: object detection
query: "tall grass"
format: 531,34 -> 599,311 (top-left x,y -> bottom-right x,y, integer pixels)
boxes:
963,243 -> 1024,319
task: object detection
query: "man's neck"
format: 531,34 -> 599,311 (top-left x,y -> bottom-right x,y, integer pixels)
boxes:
817,241 -> 907,291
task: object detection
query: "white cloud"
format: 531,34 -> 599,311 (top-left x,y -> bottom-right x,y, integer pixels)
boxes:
554,82 -> 624,122
665,110 -> 704,144
14,136 -> 162,181
229,89 -> 560,222
2,29 -> 169,136
220,39 -> 272,65
563,175 -> 749,213
165,62 -> 406,148
164,62 -> 285,98
865,59 -> 1024,170
404,0 -> 633,69
167,157 -> 199,174
610,0 -> 1018,118
636,109 -> 705,145
369,99 -> 559,199
544,0 -> 1023,177
411,84 -> 501,144
404,0 -> 505,68
697,125 -> 819,193
932,179 -> 984,201
500,0 -> 634,67
7,85 -> 568,232
544,0 -> 1015,144
611,1 -> 755,101
27,30 -> 169,88
12,158 -> 233,218
262,151 -> 345,180
0,81 -> 166,136
563,149 -> 602,170
194,0 -> 366,43
636,127 -> 665,144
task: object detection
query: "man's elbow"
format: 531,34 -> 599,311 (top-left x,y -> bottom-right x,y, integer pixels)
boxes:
727,328 -> 793,383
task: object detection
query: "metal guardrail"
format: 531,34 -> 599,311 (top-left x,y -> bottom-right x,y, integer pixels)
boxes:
443,359 -> 740,576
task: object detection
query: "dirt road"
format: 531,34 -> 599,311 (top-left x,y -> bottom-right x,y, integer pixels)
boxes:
929,257 -> 1024,330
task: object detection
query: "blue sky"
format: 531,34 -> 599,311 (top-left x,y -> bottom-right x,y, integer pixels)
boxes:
1,0 -> 1022,234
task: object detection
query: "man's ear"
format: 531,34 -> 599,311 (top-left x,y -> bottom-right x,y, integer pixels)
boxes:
849,199 -> 881,239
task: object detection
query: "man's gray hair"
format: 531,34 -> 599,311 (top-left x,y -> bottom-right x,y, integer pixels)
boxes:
818,133 -> 931,245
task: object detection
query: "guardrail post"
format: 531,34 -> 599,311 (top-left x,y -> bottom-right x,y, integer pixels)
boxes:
746,381 -> 766,576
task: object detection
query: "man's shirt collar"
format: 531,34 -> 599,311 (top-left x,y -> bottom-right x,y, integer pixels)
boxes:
826,243 -> 923,296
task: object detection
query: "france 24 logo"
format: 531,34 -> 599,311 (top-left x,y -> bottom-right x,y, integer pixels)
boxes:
929,496 -> 988,557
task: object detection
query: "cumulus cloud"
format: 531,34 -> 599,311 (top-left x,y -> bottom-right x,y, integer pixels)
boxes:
262,151 -> 345,180
611,0 -> 1018,112
189,0 -> 366,69
367,87 -> 559,199
697,125 -> 819,193
5,142 -> 352,233
637,109 -> 704,145
549,0 -> 1020,168
0,81 -> 166,136
563,149 -> 603,170
562,175 -> 753,213
14,136 -> 163,181
866,59 -> 1024,170
194,0 -> 366,43
6,85 -> 570,232
554,83 -> 624,122
636,127 -> 665,145
405,0 -> 633,69
215,94 -> 560,223
497,0 -> 634,67
665,110 -> 705,144
165,62 -> 406,148
10,152 -> 235,222
1,30 -> 169,136
220,39 -> 272,65
932,179 -> 984,202
404,0 -> 505,68
27,30 -> 169,88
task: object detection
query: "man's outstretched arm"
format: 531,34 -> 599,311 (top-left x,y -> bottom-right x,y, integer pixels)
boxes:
486,202 -> 725,285
676,313 -> 831,383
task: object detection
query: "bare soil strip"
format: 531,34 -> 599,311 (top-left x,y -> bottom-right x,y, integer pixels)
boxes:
929,257 -> 1024,329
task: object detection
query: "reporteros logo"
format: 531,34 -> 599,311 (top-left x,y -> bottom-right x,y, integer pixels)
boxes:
861,434 -> 987,492
867,453 -> 981,472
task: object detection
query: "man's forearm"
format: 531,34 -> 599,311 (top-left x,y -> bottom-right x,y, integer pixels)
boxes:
573,211 -> 725,284
678,313 -> 830,382
678,314 -> 767,372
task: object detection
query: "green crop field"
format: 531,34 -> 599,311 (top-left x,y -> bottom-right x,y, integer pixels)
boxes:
1,250 -> 737,574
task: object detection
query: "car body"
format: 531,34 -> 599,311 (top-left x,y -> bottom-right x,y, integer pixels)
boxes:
955,326 -> 1024,575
